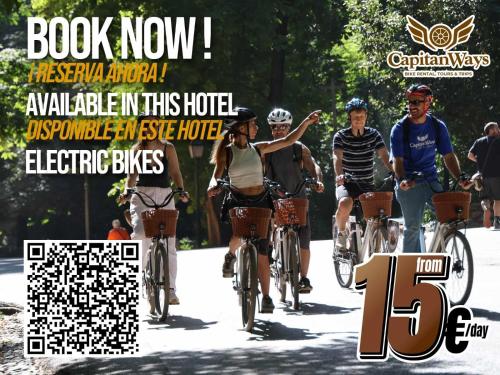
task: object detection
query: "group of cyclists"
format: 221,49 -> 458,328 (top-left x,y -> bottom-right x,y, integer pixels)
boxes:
119,82 -> 495,315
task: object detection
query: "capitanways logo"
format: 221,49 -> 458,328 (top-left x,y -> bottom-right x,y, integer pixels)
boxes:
387,16 -> 490,78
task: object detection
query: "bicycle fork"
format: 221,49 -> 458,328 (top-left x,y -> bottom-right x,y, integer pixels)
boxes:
427,222 -> 448,253
356,219 -> 376,262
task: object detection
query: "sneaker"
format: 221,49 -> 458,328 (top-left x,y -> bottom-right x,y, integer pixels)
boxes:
494,217 -> 500,231
260,295 -> 275,314
298,277 -> 313,294
335,231 -> 348,252
169,289 -> 180,305
222,252 -> 237,278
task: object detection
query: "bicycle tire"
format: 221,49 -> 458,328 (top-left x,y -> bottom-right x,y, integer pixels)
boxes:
145,249 -> 156,315
288,231 -> 300,310
274,229 -> 287,303
333,223 -> 355,288
240,244 -> 258,332
440,230 -> 474,306
153,240 -> 170,321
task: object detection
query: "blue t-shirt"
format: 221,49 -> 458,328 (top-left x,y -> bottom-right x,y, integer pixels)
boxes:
390,115 -> 453,182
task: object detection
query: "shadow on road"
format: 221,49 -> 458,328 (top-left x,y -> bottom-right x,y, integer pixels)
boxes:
54,338 -> 466,375
0,258 -> 23,275
471,308 -> 500,322
276,301 -> 359,316
300,302 -> 359,316
142,315 -> 217,330
247,320 -> 320,341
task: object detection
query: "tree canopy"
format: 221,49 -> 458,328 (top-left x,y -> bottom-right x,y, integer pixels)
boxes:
1,0 -> 498,254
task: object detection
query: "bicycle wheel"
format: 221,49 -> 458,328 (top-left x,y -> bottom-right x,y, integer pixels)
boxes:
240,244 -> 258,332
153,241 -> 170,321
145,249 -> 156,315
334,227 -> 355,288
288,231 -> 300,310
440,230 -> 473,306
273,229 -> 287,303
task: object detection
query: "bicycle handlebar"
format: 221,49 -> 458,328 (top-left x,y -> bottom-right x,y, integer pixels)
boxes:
343,172 -> 393,192
264,177 -> 319,199
401,171 -> 470,193
123,187 -> 188,209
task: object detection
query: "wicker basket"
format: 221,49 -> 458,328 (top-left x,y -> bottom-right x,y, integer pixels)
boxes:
432,192 -> 471,223
273,198 -> 309,226
359,192 -> 393,219
229,207 -> 272,239
141,209 -> 179,238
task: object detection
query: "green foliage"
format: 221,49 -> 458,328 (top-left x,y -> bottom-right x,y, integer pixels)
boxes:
1,0 -> 498,253
178,237 -> 193,250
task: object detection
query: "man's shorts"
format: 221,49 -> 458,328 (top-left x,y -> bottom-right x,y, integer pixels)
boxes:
335,182 -> 374,201
484,177 -> 500,200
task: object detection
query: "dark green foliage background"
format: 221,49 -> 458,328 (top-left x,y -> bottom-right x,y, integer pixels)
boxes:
1,0 -> 498,254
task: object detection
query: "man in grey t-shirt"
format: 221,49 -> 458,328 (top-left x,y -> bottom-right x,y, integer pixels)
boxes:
265,108 -> 324,293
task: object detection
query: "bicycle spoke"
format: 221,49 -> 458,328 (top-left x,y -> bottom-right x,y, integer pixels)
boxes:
443,231 -> 473,306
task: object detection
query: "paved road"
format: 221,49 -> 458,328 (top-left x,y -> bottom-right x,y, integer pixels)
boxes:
1,228 -> 499,374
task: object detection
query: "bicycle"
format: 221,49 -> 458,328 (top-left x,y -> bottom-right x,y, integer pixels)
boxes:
269,178 -> 318,310
216,179 -> 272,332
332,173 -> 401,288
122,187 -> 186,322
404,172 -> 473,306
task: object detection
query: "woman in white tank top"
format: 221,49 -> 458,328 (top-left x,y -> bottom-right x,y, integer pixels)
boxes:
207,107 -> 321,313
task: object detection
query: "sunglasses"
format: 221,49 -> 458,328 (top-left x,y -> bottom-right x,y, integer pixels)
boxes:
408,99 -> 426,106
270,124 -> 290,131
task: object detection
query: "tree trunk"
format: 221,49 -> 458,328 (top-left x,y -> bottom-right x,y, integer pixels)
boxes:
268,13 -> 288,106
330,76 -> 337,128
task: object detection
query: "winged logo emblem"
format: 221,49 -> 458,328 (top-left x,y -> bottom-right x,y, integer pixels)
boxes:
417,134 -> 429,142
406,15 -> 475,52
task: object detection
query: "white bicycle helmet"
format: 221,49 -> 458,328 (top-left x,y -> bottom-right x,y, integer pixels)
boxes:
267,108 -> 293,125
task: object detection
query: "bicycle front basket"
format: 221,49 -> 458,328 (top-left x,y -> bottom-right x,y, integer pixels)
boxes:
432,192 -> 471,223
359,192 -> 393,219
141,209 -> 179,238
273,198 -> 309,226
229,207 -> 272,239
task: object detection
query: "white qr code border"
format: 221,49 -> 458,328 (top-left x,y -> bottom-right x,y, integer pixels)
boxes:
24,240 -> 142,358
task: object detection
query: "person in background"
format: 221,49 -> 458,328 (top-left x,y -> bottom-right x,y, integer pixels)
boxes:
119,112 -> 188,305
468,122 -> 500,229
107,219 -> 131,240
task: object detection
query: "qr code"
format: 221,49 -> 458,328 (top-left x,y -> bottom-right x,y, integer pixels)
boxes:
24,241 -> 141,357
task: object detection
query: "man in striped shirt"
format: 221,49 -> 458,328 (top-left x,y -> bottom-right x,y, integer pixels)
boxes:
332,98 -> 392,251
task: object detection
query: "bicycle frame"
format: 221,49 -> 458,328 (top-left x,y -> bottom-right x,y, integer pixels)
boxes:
274,225 -> 301,281
351,218 -> 377,260
427,222 -> 448,253
125,187 -> 186,320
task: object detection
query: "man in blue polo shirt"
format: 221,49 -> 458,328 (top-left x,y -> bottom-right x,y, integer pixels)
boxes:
390,84 -> 467,253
